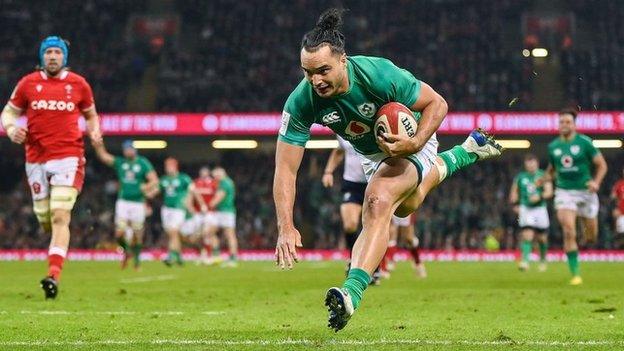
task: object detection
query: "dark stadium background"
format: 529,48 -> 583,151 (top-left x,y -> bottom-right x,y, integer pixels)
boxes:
1,0 -> 622,252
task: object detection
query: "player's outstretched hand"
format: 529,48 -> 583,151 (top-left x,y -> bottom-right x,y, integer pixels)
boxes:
322,173 -> 334,188
275,226 -> 303,269
7,126 -> 27,144
377,133 -> 422,157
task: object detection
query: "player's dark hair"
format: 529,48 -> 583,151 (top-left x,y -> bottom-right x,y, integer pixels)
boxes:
524,153 -> 538,161
301,8 -> 347,54
559,107 -> 578,121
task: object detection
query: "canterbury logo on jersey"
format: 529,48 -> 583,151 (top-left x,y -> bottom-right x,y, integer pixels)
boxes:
321,111 -> 341,125
30,100 -> 76,111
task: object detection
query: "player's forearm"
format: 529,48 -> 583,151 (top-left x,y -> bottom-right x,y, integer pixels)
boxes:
1,104 -> 20,134
209,192 -> 225,208
413,96 -> 447,150
508,186 -> 518,204
594,161 -> 608,187
85,112 -> 101,133
273,169 -> 297,230
324,149 -> 344,174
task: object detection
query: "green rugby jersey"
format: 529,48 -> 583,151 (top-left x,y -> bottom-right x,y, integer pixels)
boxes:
514,170 -> 546,207
112,155 -> 155,202
279,55 -> 422,155
548,134 -> 599,190
159,173 -> 192,209
216,177 -> 236,213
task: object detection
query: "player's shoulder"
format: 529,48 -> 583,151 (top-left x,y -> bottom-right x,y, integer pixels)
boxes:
20,71 -> 44,82
547,137 -> 561,149
284,78 -> 313,113
64,71 -> 90,85
349,55 -> 396,68
576,133 -> 594,144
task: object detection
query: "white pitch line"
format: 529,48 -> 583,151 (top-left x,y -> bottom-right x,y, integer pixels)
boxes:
0,339 -> 622,347
119,274 -> 176,283
17,310 -> 189,316
202,311 -> 225,315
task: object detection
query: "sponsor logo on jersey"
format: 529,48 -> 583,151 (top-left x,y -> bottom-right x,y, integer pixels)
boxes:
279,111 -> 290,136
570,145 -> 580,155
30,100 -> 75,111
344,121 -> 370,138
357,102 -> 376,118
321,111 -> 341,125
553,148 -> 562,156
561,155 -> 574,168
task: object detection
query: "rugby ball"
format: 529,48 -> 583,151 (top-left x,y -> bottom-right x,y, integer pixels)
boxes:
374,102 -> 418,140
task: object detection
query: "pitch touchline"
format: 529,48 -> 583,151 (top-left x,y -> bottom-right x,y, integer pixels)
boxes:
0,339 -> 622,347
17,310 -> 223,316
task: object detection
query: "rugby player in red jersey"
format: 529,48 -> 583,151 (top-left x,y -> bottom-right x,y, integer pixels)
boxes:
193,167 -> 219,263
1,36 -> 102,299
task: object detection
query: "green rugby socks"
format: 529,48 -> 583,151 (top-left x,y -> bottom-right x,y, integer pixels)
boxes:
131,244 -> 142,267
438,146 -> 478,179
521,240 -> 532,263
566,250 -> 580,276
117,236 -> 128,253
342,268 -> 370,309
538,242 -> 548,262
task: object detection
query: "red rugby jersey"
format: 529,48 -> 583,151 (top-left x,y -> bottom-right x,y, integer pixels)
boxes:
193,177 -> 217,211
8,70 -> 95,163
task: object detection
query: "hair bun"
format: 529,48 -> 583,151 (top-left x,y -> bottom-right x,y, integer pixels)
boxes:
316,8 -> 345,31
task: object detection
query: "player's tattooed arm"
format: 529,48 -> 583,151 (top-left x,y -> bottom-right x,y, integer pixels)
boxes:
322,147 -> 345,188
273,141 -> 304,269
588,153 -> 608,193
409,82 -> 448,152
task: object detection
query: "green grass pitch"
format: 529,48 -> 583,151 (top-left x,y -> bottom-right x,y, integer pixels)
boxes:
0,260 -> 622,350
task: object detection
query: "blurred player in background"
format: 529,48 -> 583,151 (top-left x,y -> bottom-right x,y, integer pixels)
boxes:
210,167 -> 238,267
1,36 -> 102,299
509,154 -> 552,272
322,136 -> 367,266
385,214 -> 426,278
154,157 -> 195,266
193,166 -> 220,264
273,8 -> 502,331
611,167 -> 624,249
92,139 -> 158,270
545,108 -> 607,285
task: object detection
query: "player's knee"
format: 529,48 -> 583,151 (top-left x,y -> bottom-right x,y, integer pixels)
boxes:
342,218 -> 358,233
51,209 -> 71,227
363,192 -> 392,218
33,199 -> 51,231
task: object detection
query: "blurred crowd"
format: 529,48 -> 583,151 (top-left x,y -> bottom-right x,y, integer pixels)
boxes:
561,0 -> 624,110
158,0 -> 533,112
0,0 -> 148,112
1,150 -> 622,251
1,1 -> 623,112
